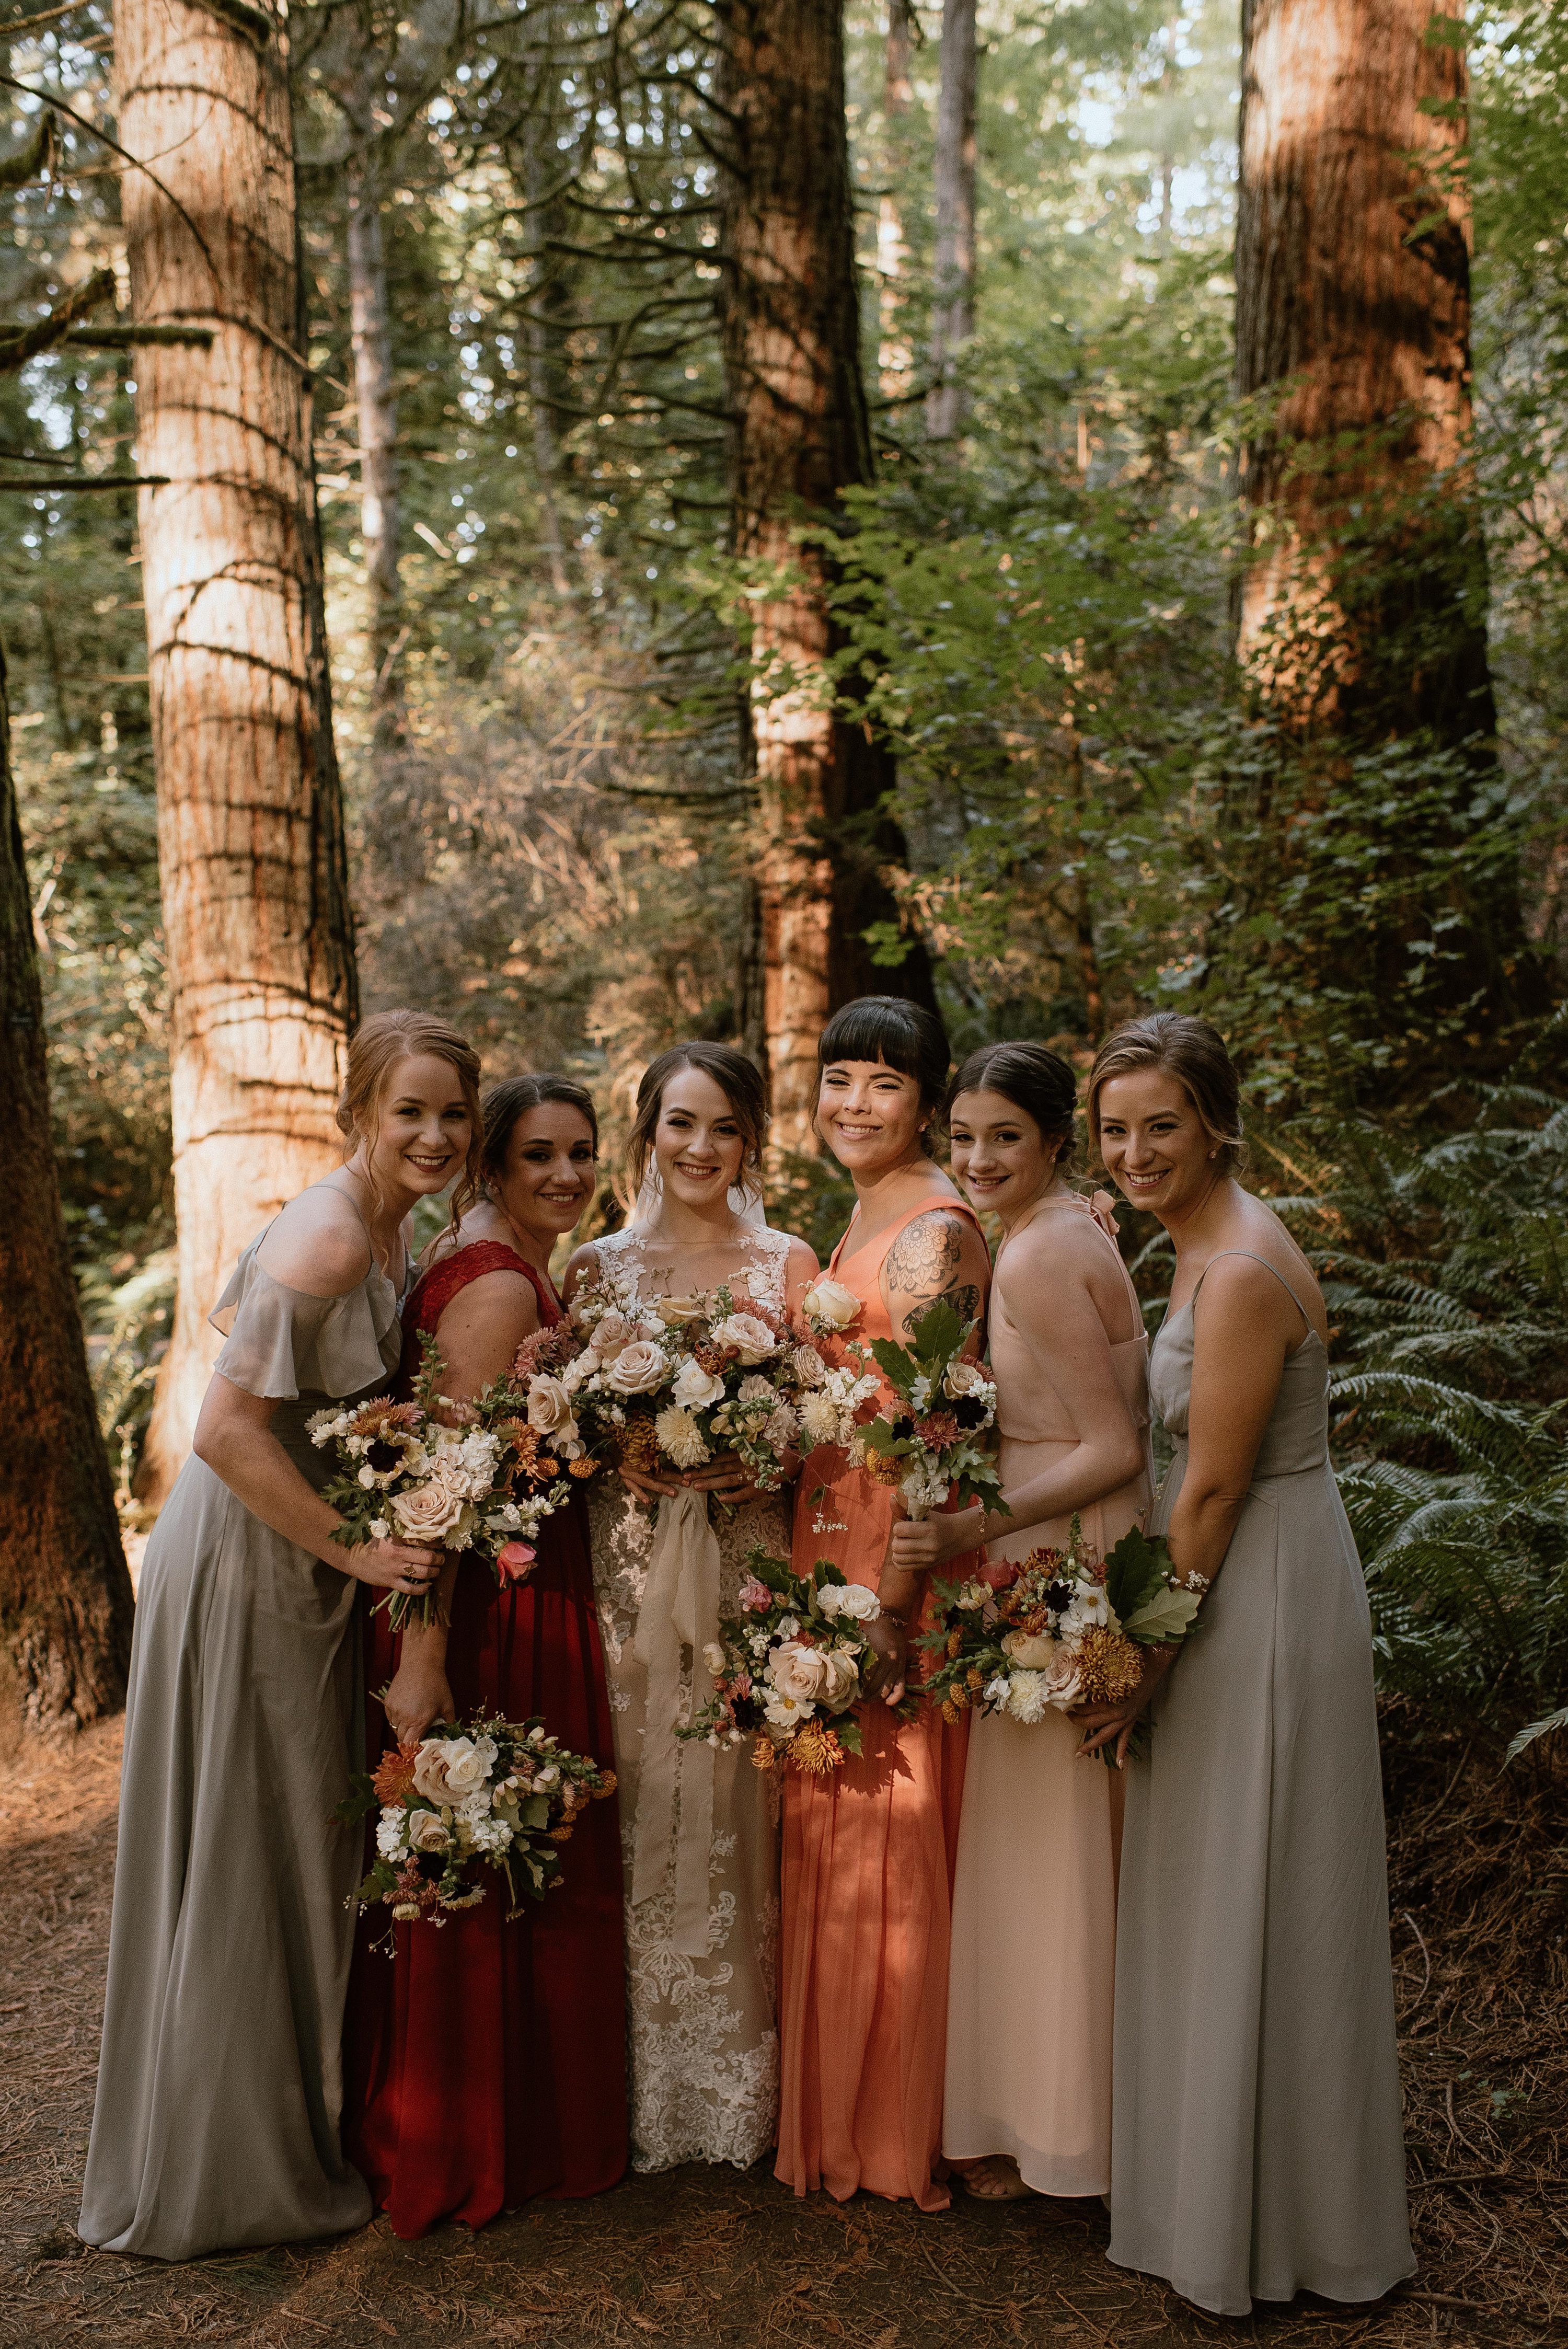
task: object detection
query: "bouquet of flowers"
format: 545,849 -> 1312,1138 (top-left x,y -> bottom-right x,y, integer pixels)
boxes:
677,1550 -> 893,1775
555,1280 -> 805,1491
855,1298 -> 1007,1523
335,1711 -> 617,1943
310,1337 -> 570,1628
920,1518 -> 1202,1757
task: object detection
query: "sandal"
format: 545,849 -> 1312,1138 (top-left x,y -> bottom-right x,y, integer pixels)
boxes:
952,2157 -> 1036,2203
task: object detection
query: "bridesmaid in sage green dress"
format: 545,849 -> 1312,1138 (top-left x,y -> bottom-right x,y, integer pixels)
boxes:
79,1011 -> 479,2261
1079,1015 -> 1412,2319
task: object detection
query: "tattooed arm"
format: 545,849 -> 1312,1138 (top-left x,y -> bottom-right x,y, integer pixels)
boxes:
880,1208 -> 989,1344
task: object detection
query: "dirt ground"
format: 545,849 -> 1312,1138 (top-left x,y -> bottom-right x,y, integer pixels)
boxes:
1,1719 -> 1560,2349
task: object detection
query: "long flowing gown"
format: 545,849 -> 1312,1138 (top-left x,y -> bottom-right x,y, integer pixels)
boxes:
776,1197 -> 982,2212
344,1242 -> 628,2236
584,1223 -> 789,2173
1109,1250 -> 1413,2315
79,1226 -> 399,2260
943,1190 -> 1152,2196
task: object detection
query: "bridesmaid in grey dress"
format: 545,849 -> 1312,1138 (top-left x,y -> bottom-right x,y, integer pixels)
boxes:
1078,1014 -> 1412,2319
79,1010 -> 482,2260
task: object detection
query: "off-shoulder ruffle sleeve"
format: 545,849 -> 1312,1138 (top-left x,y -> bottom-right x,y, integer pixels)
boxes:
210,1241 -> 401,1401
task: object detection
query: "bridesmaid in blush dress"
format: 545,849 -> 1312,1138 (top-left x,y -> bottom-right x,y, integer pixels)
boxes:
344,1074 -> 627,2237
891,1044 -> 1151,2203
777,997 -> 991,2214
79,1011 -> 468,2259
1081,1015 -> 1411,2317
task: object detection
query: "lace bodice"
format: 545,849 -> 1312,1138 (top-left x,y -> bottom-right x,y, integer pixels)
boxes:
589,1222 -> 793,1320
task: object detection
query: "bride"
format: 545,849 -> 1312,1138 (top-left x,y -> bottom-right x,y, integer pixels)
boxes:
563,1042 -> 818,2173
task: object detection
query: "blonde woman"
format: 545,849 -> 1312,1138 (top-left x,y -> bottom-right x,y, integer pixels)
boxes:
80,1010 -> 480,2262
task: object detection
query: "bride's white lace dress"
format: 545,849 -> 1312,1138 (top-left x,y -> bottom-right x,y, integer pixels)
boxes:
585,1224 -> 787,2172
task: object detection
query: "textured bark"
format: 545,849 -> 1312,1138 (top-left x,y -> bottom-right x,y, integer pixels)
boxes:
1235,0 -> 1491,736
926,0 -> 977,441
0,640 -> 134,1732
719,0 -> 933,1153
876,0 -> 913,392
347,142 -> 406,742
118,0 -> 359,1503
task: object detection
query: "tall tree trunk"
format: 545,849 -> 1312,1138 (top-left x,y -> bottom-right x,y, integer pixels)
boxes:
1234,0 -> 1488,737
347,140 -> 406,744
927,0 -> 977,441
877,0 -> 913,393
0,640 -> 134,1733
118,0 -> 360,1504
719,0 -> 934,1154
523,85 -> 572,597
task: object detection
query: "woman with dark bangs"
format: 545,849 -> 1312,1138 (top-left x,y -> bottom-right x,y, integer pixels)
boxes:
775,996 -> 990,2213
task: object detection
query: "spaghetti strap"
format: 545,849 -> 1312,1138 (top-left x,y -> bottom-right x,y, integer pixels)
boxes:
1191,1250 -> 1310,1334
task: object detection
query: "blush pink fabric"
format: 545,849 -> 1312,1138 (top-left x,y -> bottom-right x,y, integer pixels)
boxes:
776,1197 -> 981,2210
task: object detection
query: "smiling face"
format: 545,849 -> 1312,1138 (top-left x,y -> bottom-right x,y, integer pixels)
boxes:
365,1052 -> 475,1204
949,1087 -> 1063,1224
816,1057 -> 929,1177
651,1065 -> 748,1213
1094,1066 -> 1219,1223
491,1102 -> 597,1248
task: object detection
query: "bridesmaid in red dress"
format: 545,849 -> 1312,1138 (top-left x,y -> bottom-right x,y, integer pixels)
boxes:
777,998 -> 992,2213
344,1075 -> 627,2235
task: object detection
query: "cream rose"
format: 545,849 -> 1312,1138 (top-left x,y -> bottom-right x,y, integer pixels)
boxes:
656,1294 -> 707,1328
769,1639 -> 833,1705
791,1343 -> 828,1389
389,1473 -> 469,1544
942,1358 -> 991,1401
815,1648 -> 860,1709
587,1309 -> 636,1364
816,1580 -> 880,1623
672,1357 -> 727,1411
407,1809 -> 452,1854
1001,1628 -> 1057,1671
711,1311 -> 777,1365
411,1734 -> 493,1806
524,1374 -> 575,1436
606,1339 -> 670,1395
803,1279 -> 859,1332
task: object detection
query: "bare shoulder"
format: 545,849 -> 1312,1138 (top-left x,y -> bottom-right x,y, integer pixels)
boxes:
561,1240 -> 601,1302
1193,1234 -> 1326,1345
255,1184 -> 371,1300
434,1263 -> 541,1331
780,1233 -> 821,1282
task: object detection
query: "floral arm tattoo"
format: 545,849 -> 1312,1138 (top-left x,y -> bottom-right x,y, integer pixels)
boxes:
883,1212 -> 982,1338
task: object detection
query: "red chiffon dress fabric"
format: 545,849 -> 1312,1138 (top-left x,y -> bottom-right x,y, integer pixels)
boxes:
343,1242 -> 628,2237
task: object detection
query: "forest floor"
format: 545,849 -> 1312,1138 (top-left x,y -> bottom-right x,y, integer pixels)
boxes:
1,1719 -> 1562,2349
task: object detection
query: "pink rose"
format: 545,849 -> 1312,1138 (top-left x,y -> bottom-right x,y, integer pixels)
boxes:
497,1541 -> 536,1584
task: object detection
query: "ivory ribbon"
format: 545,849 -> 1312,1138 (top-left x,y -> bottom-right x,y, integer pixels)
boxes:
630,1486 -> 722,1956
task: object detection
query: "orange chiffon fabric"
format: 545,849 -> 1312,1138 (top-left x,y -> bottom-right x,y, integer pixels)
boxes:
776,1199 -> 981,2211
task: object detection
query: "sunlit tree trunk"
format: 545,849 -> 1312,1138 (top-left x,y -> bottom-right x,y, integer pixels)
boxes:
118,0 -> 359,1503
0,641 -> 133,1733
719,0 -> 932,1152
927,0 -> 977,441
877,0 -> 914,393
1235,0 -> 1489,735
347,139 -> 406,743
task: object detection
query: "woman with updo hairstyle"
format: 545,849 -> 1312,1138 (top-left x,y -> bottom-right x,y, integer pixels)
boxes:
82,1010 -> 477,2260
884,1038 -> 1151,2204
774,994 -> 993,2215
1082,1012 -> 1411,2316
563,1041 -> 820,2178
343,1066 -> 627,2234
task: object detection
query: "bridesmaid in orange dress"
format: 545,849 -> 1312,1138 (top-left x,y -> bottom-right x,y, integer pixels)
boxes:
892,1045 -> 1152,2203
777,997 -> 991,2213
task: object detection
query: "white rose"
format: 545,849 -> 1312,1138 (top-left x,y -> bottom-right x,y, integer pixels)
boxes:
943,1359 -> 991,1401
411,1735 -> 492,1805
816,1649 -> 860,1710
1001,1628 -> 1057,1671
803,1280 -> 860,1332
711,1312 -> 778,1365
701,1641 -> 727,1675
655,1294 -> 707,1328
791,1343 -> 828,1389
407,1808 -> 453,1853
389,1473 -> 470,1544
672,1357 -> 727,1411
526,1374 -> 575,1435
769,1639 -> 832,1705
606,1339 -> 670,1395
816,1581 -> 880,1623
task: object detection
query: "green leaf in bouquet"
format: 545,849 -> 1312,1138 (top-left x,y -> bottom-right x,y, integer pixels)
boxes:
332,1771 -> 379,1828
1123,1583 -> 1202,1643
521,1793 -> 552,1829
1104,1525 -> 1173,1621
750,1549 -> 796,1594
903,1297 -> 969,1368
868,1336 -> 921,1391
835,1716 -> 865,1758
811,1561 -> 849,1588
859,1417 -> 903,1456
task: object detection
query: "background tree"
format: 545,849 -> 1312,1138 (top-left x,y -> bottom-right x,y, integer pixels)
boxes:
116,0 -> 359,1499
926,0 -> 977,439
